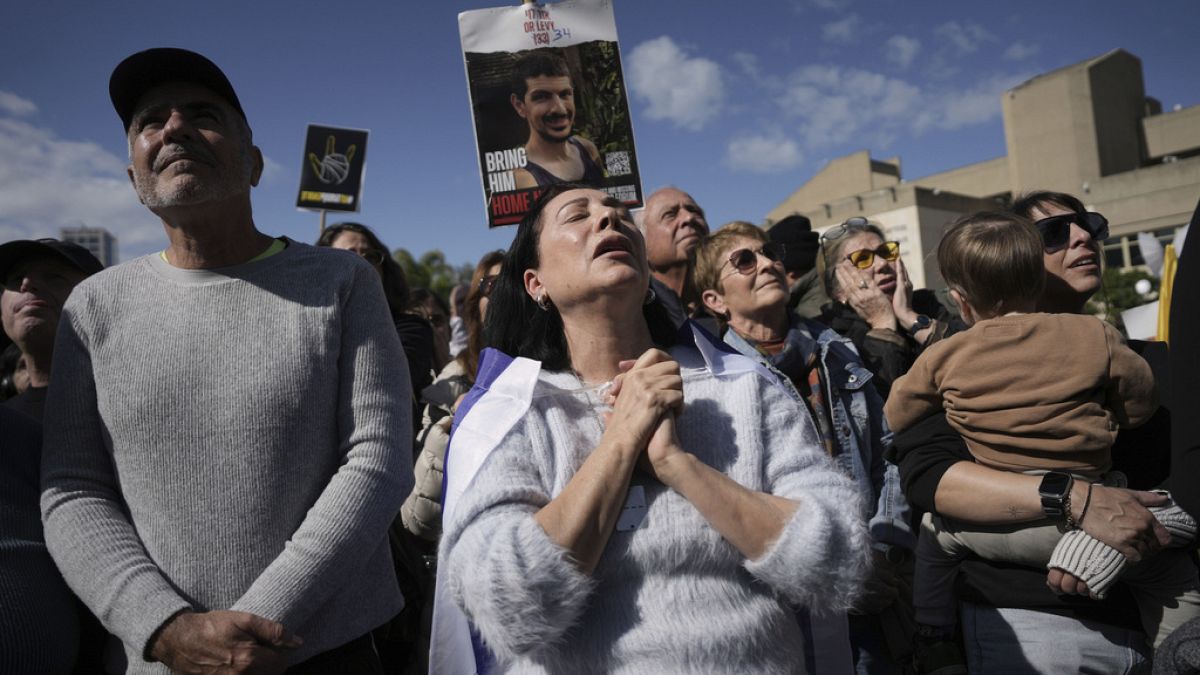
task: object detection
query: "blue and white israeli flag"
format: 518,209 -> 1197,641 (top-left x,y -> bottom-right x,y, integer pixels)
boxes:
429,347 -> 540,675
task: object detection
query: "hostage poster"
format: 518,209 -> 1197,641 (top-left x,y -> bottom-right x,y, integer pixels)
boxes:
459,0 -> 643,227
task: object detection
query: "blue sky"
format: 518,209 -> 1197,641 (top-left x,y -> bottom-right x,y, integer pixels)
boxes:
2,0 -> 1198,270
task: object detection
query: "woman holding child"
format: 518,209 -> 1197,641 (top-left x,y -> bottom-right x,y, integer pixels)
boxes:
439,185 -> 868,672
893,191 -> 1184,673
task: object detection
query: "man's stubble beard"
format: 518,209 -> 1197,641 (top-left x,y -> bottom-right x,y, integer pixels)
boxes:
133,141 -> 255,210
534,115 -> 573,145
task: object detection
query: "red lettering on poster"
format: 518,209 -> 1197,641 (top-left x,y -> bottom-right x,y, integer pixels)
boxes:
490,191 -> 531,217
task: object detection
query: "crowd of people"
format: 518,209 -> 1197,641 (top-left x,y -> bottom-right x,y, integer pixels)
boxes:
2,47 -> 1199,675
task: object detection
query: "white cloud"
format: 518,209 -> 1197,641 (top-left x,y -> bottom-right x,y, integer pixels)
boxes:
791,0 -> 853,11
822,14 -> 862,44
0,90 -> 37,117
933,21 -> 995,54
726,133 -> 803,173
0,115 -> 163,259
769,62 -> 1028,150
1003,42 -> 1040,61
731,51 -> 760,79
627,36 -> 724,132
917,72 -> 1032,132
884,35 -> 921,69
778,65 -> 921,147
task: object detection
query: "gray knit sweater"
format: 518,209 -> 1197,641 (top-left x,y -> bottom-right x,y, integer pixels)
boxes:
40,241 -> 413,672
442,346 -> 869,673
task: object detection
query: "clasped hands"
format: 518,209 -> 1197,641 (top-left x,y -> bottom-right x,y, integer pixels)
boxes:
600,348 -> 688,483
149,609 -> 302,675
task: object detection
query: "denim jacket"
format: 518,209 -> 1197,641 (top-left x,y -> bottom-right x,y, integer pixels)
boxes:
724,314 -> 914,551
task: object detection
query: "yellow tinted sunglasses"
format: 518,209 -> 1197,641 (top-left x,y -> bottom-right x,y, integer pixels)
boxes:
846,241 -> 900,269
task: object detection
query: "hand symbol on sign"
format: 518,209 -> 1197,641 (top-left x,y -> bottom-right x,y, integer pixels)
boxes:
308,135 -> 357,185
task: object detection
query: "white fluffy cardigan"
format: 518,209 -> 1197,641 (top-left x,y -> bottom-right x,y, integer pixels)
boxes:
441,345 -> 870,673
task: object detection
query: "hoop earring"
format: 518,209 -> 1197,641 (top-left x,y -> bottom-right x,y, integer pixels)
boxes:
644,286 -> 657,306
536,293 -> 552,312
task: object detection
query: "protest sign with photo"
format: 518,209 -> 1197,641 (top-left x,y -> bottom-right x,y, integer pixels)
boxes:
296,124 -> 369,212
459,0 -> 642,227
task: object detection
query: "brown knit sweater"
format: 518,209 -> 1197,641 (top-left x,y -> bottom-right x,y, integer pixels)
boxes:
884,313 -> 1157,476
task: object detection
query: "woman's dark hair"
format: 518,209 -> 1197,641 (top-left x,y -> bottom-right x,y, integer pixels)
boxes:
316,222 -> 410,320
407,287 -> 450,323
1011,191 -> 1088,220
458,250 -> 505,382
483,183 -> 678,371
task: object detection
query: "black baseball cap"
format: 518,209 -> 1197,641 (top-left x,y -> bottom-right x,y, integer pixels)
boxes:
109,48 -> 247,131
0,239 -> 105,281
769,215 -> 820,274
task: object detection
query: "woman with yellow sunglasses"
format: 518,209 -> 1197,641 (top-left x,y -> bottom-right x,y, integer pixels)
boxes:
815,217 -> 963,398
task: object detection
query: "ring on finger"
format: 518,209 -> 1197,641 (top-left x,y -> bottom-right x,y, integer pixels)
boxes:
858,280 -> 869,289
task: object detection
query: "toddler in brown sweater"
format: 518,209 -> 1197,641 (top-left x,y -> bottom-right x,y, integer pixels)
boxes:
886,211 -> 1198,650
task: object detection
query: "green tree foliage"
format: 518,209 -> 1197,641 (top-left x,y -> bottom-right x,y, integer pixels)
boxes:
1086,267 -> 1159,334
576,41 -> 632,155
393,248 -> 473,304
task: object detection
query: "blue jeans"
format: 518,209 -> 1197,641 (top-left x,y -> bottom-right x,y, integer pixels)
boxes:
960,602 -> 1151,674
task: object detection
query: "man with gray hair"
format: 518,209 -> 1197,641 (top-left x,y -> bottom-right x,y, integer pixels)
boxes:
637,186 -> 710,327
41,48 -> 412,674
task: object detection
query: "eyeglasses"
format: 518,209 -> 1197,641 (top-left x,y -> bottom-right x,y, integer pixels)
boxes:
1034,212 -> 1109,252
819,216 -> 871,244
479,274 -> 498,297
355,249 -> 385,266
723,242 -> 785,276
846,241 -> 900,269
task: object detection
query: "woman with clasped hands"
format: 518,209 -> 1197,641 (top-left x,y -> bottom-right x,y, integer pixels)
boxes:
440,184 -> 869,673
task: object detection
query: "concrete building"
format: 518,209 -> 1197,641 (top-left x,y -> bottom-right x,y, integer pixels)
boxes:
60,226 -> 118,267
768,49 -> 1200,290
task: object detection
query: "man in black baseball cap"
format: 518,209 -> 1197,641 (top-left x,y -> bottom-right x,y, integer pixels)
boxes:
109,47 -> 248,132
39,48 -> 412,675
0,238 -> 103,421
767,214 -> 828,317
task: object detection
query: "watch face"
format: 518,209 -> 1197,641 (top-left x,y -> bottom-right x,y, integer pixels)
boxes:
1039,472 -> 1072,497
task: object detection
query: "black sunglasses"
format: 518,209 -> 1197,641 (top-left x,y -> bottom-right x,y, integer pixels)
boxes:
724,242 -> 785,276
357,249 -> 386,266
479,274 -> 498,297
1035,212 -> 1108,251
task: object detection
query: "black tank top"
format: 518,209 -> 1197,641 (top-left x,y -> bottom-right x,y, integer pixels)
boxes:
523,137 -> 604,187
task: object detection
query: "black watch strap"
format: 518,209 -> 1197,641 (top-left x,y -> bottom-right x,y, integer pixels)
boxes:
907,314 -> 931,334
1039,472 -> 1074,519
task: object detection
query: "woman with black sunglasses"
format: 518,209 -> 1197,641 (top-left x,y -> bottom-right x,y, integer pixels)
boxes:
1013,192 -> 1109,314
815,217 -> 963,398
892,191 -> 1175,673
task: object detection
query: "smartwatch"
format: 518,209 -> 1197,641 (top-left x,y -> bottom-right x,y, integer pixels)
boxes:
907,314 -> 932,334
1038,471 -> 1074,519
